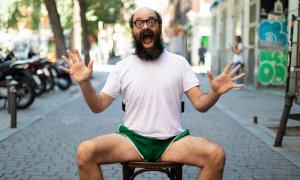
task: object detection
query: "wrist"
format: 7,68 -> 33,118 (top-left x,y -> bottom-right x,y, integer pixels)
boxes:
78,79 -> 91,86
210,89 -> 222,97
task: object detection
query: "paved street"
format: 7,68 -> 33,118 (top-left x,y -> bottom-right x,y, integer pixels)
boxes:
1,68 -> 300,179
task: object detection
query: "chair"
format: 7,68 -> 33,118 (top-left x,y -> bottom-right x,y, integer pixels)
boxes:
121,161 -> 183,180
120,101 -> 185,179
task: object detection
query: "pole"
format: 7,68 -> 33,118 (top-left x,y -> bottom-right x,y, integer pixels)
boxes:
9,80 -> 18,128
274,93 -> 295,146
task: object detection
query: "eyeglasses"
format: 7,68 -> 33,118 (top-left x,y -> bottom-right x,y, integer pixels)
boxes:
133,19 -> 158,29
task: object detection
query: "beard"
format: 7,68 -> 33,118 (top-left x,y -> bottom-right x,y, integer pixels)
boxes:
132,28 -> 164,61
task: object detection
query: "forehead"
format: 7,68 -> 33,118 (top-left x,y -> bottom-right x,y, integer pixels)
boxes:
133,8 -> 157,20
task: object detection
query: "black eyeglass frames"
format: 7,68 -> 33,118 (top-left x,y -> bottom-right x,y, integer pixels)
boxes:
133,19 -> 158,29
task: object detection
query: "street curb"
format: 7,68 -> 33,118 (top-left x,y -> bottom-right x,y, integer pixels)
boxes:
0,72 -> 108,143
216,102 -> 300,168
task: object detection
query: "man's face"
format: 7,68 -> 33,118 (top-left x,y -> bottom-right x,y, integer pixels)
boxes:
132,8 -> 159,49
131,8 -> 164,61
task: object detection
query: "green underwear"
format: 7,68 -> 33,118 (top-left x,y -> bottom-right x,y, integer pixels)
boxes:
117,125 -> 190,162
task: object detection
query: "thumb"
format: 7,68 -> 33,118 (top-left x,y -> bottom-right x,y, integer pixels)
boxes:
207,71 -> 214,80
88,59 -> 94,70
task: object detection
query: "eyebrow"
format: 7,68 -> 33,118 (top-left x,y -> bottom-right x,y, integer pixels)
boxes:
134,16 -> 156,21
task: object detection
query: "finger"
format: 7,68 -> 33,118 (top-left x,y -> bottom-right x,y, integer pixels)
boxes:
66,49 -> 77,64
231,72 -> 245,82
229,64 -> 241,77
223,61 -> 234,74
75,49 -> 83,64
88,59 -> 94,70
58,66 -> 70,74
232,84 -> 244,89
207,71 -> 214,80
61,55 -> 73,67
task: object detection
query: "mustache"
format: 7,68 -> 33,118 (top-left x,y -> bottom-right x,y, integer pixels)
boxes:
140,28 -> 154,38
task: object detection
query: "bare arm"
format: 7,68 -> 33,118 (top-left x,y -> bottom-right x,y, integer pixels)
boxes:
59,49 -> 114,113
231,45 -> 241,54
185,87 -> 220,112
78,80 -> 114,113
186,61 -> 245,112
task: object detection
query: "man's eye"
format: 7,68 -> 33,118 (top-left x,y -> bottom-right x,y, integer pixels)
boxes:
149,20 -> 155,24
136,21 -> 143,26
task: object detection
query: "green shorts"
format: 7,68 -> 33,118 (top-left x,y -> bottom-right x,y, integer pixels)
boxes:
117,125 -> 190,162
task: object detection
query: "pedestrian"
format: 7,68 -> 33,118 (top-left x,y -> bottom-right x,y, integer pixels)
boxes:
59,7 -> 245,180
231,35 -> 244,84
198,42 -> 206,66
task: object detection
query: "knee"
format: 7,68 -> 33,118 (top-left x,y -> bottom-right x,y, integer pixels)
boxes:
207,144 -> 226,170
77,140 -> 96,168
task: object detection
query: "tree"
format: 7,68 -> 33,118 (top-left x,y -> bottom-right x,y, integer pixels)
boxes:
44,0 -> 67,59
78,0 -> 90,65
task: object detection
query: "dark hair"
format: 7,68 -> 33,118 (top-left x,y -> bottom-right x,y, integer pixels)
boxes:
236,36 -> 242,43
129,9 -> 162,31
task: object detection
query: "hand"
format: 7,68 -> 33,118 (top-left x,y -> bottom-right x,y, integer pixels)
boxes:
207,61 -> 245,94
59,49 -> 94,84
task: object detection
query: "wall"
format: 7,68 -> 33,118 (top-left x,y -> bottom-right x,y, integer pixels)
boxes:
257,0 -> 288,86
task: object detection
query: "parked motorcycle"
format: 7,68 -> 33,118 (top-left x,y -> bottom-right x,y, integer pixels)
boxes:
27,57 -> 55,96
0,58 -> 36,109
48,59 -> 72,91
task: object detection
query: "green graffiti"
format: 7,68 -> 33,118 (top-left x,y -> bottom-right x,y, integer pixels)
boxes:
258,50 -> 287,85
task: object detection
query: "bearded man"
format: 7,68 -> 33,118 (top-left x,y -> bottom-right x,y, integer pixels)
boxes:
60,7 -> 245,180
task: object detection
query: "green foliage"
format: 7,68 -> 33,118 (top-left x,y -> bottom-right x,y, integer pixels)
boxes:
15,0 -> 42,31
0,0 -> 135,35
5,2 -> 23,29
86,0 -> 135,35
56,0 -> 73,30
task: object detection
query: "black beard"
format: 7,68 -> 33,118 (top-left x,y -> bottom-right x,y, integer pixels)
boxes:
132,28 -> 164,61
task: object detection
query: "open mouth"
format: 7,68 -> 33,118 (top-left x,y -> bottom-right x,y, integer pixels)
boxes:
141,29 -> 154,46
143,34 -> 153,44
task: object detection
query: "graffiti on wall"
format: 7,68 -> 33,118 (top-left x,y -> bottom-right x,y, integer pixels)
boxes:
258,50 -> 287,85
259,20 -> 287,48
258,0 -> 288,86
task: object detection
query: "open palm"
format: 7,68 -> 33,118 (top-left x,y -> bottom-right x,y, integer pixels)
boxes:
207,61 -> 245,94
59,49 -> 94,84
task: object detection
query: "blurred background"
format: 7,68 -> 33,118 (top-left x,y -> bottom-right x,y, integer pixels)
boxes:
0,0 -> 297,93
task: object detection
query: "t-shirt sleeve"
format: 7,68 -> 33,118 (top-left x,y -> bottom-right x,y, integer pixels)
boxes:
101,66 -> 121,99
182,59 -> 201,92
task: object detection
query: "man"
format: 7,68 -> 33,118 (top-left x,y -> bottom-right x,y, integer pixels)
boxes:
198,42 -> 206,66
60,7 -> 244,180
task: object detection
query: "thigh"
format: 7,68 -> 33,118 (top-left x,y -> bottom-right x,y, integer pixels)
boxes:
160,135 -> 222,167
79,133 -> 143,164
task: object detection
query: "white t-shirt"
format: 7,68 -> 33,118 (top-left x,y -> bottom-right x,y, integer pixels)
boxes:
101,50 -> 200,139
232,43 -> 243,63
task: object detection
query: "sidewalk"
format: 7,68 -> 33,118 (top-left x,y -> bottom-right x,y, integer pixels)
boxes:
0,66 -> 300,179
195,71 -> 300,168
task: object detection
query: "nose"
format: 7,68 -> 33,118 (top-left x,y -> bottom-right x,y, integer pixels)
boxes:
141,22 -> 149,30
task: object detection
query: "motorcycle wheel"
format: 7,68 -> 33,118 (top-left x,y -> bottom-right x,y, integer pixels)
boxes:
14,76 -> 36,109
34,74 -> 46,96
56,76 -> 72,90
45,76 -> 55,92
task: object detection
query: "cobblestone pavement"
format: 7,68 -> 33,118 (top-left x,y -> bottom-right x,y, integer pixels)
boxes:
0,71 -> 300,180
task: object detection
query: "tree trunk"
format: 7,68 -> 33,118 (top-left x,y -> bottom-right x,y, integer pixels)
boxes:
43,0 -> 67,59
78,0 -> 90,66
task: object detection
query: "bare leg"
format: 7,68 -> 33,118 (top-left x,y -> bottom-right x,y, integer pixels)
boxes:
160,135 -> 225,180
76,133 -> 143,180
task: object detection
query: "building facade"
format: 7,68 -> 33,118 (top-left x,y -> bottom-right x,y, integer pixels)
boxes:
210,0 -> 289,89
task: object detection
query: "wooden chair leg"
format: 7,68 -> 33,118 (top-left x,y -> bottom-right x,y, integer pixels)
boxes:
175,166 -> 182,180
123,166 -> 130,180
